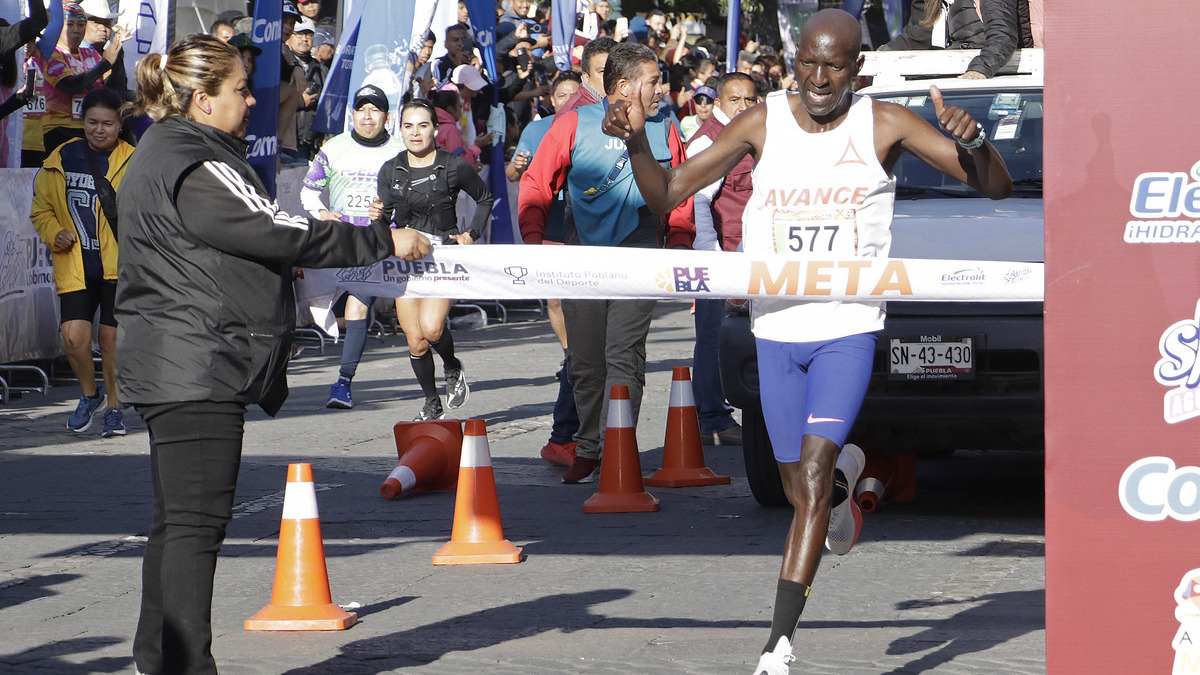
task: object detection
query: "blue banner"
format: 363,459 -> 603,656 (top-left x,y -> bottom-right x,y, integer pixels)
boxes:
246,0 -> 282,198
550,0 -> 575,72
312,3 -> 362,135
37,0 -> 64,60
464,0 -> 514,244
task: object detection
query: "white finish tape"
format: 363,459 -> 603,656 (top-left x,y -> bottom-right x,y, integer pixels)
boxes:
607,398 -> 634,429
669,379 -> 696,408
460,435 -> 493,468
281,481 -> 319,520
388,465 -> 417,492
299,247 -> 1045,335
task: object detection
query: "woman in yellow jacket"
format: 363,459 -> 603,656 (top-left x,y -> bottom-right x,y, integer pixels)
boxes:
31,88 -> 132,436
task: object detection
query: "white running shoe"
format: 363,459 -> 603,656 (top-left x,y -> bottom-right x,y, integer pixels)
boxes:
825,443 -> 866,555
754,635 -> 795,675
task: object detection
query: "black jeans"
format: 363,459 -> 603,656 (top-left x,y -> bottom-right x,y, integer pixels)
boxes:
550,352 -> 580,444
561,299 -> 657,460
133,400 -> 246,675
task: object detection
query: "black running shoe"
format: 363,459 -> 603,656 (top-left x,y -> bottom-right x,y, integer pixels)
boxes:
445,366 -> 469,409
414,397 -> 445,421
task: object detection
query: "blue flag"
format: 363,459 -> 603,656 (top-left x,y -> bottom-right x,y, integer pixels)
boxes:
344,1 -> 418,136
37,0 -> 64,60
246,1 -> 282,198
550,0 -> 575,72
312,3 -> 362,135
464,0 -> 515,244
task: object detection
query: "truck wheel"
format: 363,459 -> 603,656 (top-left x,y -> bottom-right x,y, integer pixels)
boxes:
741,403 -> 788,507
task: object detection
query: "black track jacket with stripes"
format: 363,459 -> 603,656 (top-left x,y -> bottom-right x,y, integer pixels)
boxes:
115,116 -> 395,415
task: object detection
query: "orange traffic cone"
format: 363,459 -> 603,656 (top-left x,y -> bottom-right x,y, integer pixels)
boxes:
583,385 -> 660,513
855,451 -> 896,513
646,367 -> 731,488
432,419 -> 523,565
381,420 -> 464,500
245,464 -> 357,631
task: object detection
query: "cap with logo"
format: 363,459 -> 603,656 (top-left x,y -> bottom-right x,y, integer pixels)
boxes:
451,64 -> 488,92
282,2 -> 301,19
294,17 -> 316,34
314,27 -> 336,47
353,85 -> 389,113
693,85 -> 718,102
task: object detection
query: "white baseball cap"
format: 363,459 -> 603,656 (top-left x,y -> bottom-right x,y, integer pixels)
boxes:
80,0 -> 116,20
451,65 -> 488,92
294,17 -> 317,34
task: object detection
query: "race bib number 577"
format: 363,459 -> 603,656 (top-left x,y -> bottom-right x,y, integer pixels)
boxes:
771,208 -> 859,256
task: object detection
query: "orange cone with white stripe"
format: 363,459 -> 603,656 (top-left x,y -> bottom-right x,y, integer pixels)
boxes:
432,419 -> 523,565
245,463 -> 357,631
646,367 -> 731,488
583,385 -> 660,513
381,420 -> 463,500
854,452 -> 895,513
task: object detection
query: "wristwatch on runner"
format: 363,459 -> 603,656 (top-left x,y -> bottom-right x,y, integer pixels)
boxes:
957,121 -> 987,151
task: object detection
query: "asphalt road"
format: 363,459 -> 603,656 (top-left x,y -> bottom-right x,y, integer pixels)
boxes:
0,303 -> 1045,674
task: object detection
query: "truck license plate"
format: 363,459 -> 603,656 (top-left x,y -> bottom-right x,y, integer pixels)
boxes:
888,336 -> 975,381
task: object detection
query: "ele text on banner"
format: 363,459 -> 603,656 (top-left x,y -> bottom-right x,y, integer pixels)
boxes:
1044,1 -> 1200,673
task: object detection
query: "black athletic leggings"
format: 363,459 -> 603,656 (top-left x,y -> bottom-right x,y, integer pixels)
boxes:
132,400 -> 245,675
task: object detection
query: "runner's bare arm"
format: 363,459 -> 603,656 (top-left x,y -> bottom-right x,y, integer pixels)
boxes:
604,83 -> 764,216
879,86 -> 1012,199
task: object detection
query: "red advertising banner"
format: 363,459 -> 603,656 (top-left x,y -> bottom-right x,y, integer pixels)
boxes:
1045,4 -> 1200,674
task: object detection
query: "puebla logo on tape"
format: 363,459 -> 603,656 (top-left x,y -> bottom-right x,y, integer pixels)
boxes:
1155,300 -> 1200,424
382,258 -> 470,284
1126,160 -> 1200,244
656,266 -> 711,294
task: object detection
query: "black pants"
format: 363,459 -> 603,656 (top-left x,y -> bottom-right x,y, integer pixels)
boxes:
133,400 -> 246,675
561,299 -> 656,460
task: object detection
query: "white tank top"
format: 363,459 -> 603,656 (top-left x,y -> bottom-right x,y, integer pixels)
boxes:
743,91 -> 896,343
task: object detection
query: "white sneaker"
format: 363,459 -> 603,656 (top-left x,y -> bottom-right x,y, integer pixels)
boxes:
825,443 -> 866,555
754,635 -> 795,675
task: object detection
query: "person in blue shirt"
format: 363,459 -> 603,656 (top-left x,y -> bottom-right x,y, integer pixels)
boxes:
507,70 -> 584,468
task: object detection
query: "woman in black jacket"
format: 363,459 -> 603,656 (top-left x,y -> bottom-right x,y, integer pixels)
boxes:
375,98 -> 494,422
117,35 -> 430,675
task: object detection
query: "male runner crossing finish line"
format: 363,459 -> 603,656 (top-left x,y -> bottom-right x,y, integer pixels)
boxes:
602,10 -> 1013,674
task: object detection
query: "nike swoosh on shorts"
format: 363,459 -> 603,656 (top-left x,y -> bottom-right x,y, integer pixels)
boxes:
806,414 -> 845,424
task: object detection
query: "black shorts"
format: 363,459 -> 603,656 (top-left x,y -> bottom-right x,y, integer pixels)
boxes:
59,281 -> 117,327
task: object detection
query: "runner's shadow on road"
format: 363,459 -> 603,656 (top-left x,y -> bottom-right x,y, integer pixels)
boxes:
0,636 -> 130,673
802,589 -> 1043,674
0,573 -> 80,612
282,588 -> 770,673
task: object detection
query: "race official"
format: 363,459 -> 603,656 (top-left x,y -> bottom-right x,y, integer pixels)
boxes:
117,36 -> 430,674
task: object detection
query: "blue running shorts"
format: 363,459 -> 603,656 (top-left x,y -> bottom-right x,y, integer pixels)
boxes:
755,332 -> 877,462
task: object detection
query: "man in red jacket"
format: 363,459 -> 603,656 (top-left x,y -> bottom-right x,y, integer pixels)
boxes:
519,42 -> 694,483
686,71 -> 760,447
